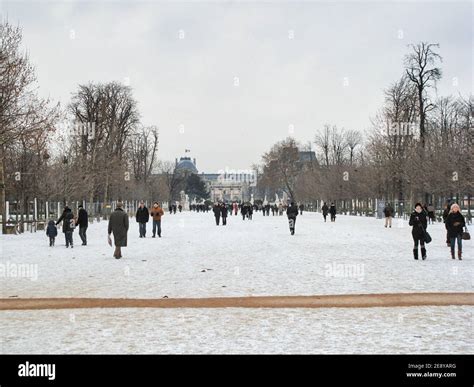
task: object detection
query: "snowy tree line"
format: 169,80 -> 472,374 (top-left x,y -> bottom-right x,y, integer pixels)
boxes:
256,43 -> 473,213
1,19 -> 472,233
0,20 -> 187,231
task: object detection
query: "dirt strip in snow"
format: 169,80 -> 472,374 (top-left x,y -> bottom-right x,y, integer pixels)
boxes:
1,292 -> 473,310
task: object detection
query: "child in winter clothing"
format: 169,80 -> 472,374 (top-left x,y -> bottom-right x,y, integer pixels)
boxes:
46,220 -> 58,246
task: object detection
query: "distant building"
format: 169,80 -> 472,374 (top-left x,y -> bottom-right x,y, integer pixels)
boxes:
299,151 -> 316,163
175,157 -> 198,174
175,156 -> 256,202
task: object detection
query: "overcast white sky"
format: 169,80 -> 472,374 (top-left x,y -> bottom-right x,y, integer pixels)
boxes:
1,0 -> 472,172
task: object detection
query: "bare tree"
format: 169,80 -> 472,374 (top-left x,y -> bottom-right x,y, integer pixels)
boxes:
314,124 -> 331,166
0,20 -> 59,231
128,125 -> 159,184
261,137 -> 301,201
158,160 -> 185,203
405,42 -> 442,146
345,130 -> 363,165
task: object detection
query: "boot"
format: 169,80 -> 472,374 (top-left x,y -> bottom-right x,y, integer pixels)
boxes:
413,249 -> 418,260
451,250 -> 455,259
458,250 -> 462,260
421,247 -> 427,260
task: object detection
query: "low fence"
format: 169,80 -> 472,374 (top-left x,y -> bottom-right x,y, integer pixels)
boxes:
1,197 -> 472,234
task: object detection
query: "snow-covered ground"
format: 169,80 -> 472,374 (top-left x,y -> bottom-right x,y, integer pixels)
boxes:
1,306 -> 472,354
1,211 -> 472,354
0,211 -> 472,298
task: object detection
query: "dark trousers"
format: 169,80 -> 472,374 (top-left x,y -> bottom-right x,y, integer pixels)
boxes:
79,226 -> 87,245
222,216 -> 227,225
49,237 -> 55,246
139,222 -> 147,237
450,235 -> 462,253
153,220 -> 161,236
215,216 -> 220,225
323,214 -> 327,222
65,231 -> 73,247
331,214 -> 336,222
412,235 -> 425,248
288,216 -> 296,234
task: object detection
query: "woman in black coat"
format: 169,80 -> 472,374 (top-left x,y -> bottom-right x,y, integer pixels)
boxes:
445,203 -> 465,260
409,203 -> 428,260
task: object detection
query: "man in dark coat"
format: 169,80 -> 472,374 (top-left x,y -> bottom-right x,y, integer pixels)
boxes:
135,201 -> 149,238
108,201 -> 129,259
329,203 -> 337,222
445,203 -> 465,260
409,203 -> 428,260
221,203 -> 228,225
299,203 -> 304,215
76,205 -> 88,245
241,204 -> 247,220
287,201 -> 298,235
322,202 -> 329,222
56,206 -> 75,248
213,203 -> 221,225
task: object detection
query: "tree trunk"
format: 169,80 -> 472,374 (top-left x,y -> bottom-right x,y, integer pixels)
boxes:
0,145 -> 5,234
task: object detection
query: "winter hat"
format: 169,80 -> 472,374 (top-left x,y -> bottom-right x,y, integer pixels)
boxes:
116,201 -> 123,208
449,203 -> 460,213
78,205 -> 83,208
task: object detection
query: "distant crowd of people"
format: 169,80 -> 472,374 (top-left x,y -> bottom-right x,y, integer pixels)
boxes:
48,198 -> 470,261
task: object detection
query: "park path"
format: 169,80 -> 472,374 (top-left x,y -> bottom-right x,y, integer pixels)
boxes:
1,293 -> 473,310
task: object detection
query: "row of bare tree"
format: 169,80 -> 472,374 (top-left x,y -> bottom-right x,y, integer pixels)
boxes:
256,43 -> 473,212
0,20 -> 185,231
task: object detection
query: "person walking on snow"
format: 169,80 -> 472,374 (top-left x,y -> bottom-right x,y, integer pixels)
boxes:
76,204 -> 88,245
427,203 -> 435,224
299,203 -> 304,215
409,203 -> 428,260
135,201 -> 149,238
443,203 -> 451,247
108,201 -> 129,259
383,203 -> 393,228
150,202 -> 164,238
221,202 -> 228,225
287,201 -> 298,235
445,203 -> 466,260
56,206 -> 75,248
46,220 -> 58,247
213,203 -> 221,225
322,202 -> 329,222
329,203 -> 337,222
